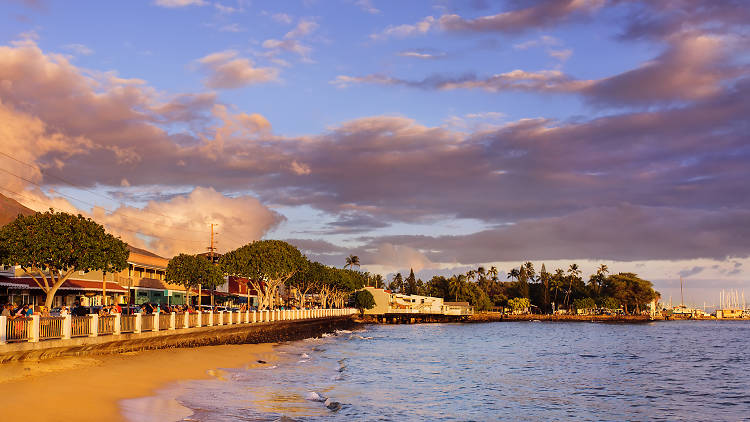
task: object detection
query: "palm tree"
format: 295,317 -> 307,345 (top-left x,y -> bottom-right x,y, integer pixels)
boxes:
507,268 -> 520,282
488,266 -> 499,282
467,269 -> 476,283
523,262 -> 536,282
564,263 -> 581,308
448,274 -> 467,302
344,254 -> 360,269
373,274 -> 384,288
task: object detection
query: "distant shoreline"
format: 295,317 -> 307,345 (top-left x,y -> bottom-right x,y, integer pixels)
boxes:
467,313 -> 750,323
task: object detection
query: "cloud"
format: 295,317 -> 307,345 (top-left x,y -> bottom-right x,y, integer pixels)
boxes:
90,187 -> 283,257
154,0 -> 206,7
262,18 -> 318,62
397,49 -> 447,60
363,243 -> 434,273
196,50 -> 278,89
337,32 -> 742,107
358,204 -> 750,263
438,0 -> 604,33
371,16 -> 435,40
332,70 -> 594,93
513,35 -> 560,50
354,0 -> 380,14
0,38 -> 749,269
62,43 -> 93,56
584,33 -> 736,106
679,266 -> 705,278
548,48 -> 572,62
371,0 -> 603,40
219,23 -> 245,33
270,13 -> 293,24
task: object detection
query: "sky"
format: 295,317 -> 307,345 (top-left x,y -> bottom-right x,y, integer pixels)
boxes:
0,0 -> 748,306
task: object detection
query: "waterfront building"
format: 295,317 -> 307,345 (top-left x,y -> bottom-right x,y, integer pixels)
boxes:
115,246 -> 188,306
0,264 -> 127,307
362,287 -> 473,316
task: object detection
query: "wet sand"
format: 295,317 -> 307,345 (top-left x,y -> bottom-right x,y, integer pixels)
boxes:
0,343 -> 278,421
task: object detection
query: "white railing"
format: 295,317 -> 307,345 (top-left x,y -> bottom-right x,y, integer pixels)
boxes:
0,308 -> 357,344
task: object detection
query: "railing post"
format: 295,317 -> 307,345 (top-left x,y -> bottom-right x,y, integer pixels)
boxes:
252,311 -> 257,323
218,310 -> 224,326
196,311 -> 202,327
228,311 -> 233,325
183,312 -> 189,329
170,312 -> 176,330
134,313 -> 142,333
29,315 -> 40,342
114,313 -> 121,335
245,310 -> 249,323
0,315 -> 6,344
153,313 -> 160,332
90,315 -> 98,338
208,311 -> 214,326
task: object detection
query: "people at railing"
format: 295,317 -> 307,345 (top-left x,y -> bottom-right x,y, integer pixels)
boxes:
60,306 -> 69,317
1,304 -> 11,317
72,302 -> 88,317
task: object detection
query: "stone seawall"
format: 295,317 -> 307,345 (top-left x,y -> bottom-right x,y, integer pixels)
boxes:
469,312 -> 659,323
0,316 -> 357,363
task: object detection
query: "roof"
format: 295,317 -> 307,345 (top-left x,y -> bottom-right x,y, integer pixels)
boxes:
127,245 -> 167,260
0,276 -> 128,292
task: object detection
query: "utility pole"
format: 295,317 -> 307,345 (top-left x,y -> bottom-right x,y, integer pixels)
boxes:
207,223 -> 218,308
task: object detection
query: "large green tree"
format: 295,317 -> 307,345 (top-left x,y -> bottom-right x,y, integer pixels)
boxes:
0,211 -> 129,308
603,273 -> 659,314
353,289 -> 376,315
220,240 -> 305,309
166,253 -> 224,307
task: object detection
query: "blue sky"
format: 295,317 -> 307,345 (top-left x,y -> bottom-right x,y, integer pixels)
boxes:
0,0 -> 748,303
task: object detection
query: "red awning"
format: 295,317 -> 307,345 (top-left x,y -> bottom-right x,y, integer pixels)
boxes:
0,276 -> 128,292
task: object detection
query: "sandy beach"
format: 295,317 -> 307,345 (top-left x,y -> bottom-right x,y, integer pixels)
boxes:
0,343 -> 278,421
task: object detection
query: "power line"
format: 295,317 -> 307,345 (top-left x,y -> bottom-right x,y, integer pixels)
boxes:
0,151 -> 255,250
0,183 -> 205,245
0,151 -> 208,234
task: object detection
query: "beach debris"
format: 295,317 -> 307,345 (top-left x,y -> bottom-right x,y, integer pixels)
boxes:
324,398 -> 342,412
257,360 -> 267,364
305,392 -> 327,402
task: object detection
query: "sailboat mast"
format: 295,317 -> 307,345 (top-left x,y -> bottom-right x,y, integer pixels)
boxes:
680,276 -> 684,307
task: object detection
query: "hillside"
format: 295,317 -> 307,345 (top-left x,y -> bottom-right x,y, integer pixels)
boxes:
0,192 -> 36,226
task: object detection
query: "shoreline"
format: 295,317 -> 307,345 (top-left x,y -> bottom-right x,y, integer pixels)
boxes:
0,342 -> 279,422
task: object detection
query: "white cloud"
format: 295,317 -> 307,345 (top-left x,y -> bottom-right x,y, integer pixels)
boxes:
63,43 -> 93,56
154,0 -> 206,8
196,50 -> 278,89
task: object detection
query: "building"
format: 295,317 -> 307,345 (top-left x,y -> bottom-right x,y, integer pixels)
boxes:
0,264 -> 127,307
116,246 -> 189,306
362,287 -> 473,316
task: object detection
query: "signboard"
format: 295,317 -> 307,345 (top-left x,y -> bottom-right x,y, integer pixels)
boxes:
164,289 -> 173,297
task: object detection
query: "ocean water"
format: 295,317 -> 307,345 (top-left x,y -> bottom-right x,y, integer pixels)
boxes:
124,321 -> 750,421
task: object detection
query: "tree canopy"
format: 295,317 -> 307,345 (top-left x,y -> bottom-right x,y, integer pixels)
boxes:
221,240 -> 305,309
354,289 -> 376,315
166,253 -> 224,305
0,210 -> 128,308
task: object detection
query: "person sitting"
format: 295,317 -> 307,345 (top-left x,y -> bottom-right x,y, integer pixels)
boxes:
60,306 -> 69,317
72,302 -> 88,316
